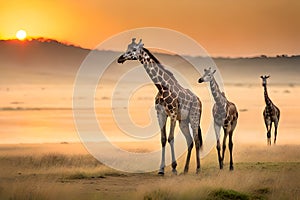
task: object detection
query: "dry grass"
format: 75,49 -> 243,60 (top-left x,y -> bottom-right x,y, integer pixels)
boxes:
0,153 -> 99,168
0,144 -> 299,200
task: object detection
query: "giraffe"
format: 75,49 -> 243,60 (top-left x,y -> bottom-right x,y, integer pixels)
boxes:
117,38 -> 203,175
198,67 -> 238,170
260,75 -> 280,145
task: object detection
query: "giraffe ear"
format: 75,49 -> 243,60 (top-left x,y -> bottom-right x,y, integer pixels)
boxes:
212,69 -> 216,74
266,75 -> 270,78
260,75 -> 263,79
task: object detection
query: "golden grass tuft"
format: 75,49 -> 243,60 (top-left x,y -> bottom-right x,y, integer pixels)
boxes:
143,189 -> 175,200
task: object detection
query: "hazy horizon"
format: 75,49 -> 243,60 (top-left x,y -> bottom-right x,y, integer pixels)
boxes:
1,38 -> 300,58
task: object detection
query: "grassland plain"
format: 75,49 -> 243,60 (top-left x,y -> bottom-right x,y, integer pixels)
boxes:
0,143 -> 299,200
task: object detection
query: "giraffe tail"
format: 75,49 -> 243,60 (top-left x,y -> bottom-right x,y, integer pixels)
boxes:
198,126 -> 203,148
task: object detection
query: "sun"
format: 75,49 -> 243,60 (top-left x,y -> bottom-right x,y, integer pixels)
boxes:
16,30 -> 27,40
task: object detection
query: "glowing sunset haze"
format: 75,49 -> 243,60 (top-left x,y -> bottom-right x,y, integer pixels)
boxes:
1,0 -> 299,57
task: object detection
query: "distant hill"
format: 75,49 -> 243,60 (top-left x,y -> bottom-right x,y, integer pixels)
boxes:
0,39 -> 90,84
0,39 -> 299,85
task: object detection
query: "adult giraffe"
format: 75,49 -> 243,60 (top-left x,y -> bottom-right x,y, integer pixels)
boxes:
198,67 -> 238,171
117,38 -> 203,175
260,75 -> 280,145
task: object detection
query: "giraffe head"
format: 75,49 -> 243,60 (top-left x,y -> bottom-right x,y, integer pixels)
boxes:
198,67 -> 216,83
260,75 -> 270,87
117,38 -> 144,64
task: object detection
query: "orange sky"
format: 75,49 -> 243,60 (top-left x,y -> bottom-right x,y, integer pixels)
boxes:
0,0 -> 299,57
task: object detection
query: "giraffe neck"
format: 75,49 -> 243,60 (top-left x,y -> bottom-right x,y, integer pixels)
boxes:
209,77 -> 227,108
139,48 -> 178,92
263,85 -> 273,108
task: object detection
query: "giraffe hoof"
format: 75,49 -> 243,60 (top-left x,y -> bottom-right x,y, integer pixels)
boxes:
230,166 -> 234,171
183,168 -> 189,174
158,171 -> 164,176
172,169 -> 177,175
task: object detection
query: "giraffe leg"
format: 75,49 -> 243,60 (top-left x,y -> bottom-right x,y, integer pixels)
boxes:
274,109 -> 280,144
168,117 -> 177,175
229,130 -> 234,171
157,111 -> 167,175
214,122 -> 223,169
189,98 -> 202,174
274,119 -> 279,145
179,120 -> 193,174
193,126 -> 201,174
264,119 -> 271,146
268,123 -> 272,146
229,120 -> 237,171
221,128 -> 228,167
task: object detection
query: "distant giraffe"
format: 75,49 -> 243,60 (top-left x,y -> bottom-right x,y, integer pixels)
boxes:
260,75 -> 280,145
117,38 -> 203,175
198,67 -> 238,170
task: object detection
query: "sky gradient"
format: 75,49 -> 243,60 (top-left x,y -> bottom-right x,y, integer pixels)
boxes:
1,0 -> 299,57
